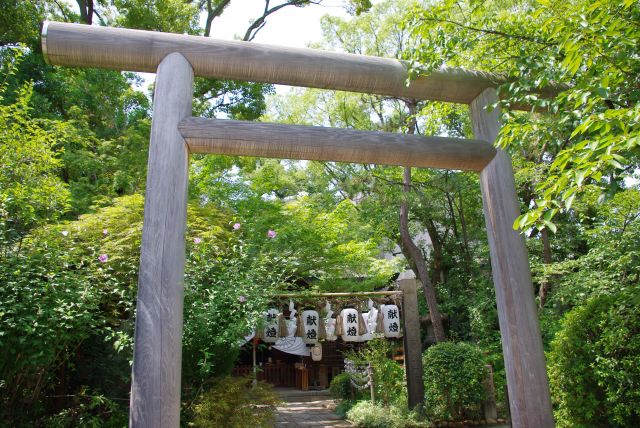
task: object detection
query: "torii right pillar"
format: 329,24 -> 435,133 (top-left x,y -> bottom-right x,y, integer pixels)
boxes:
470,88 -> 554,427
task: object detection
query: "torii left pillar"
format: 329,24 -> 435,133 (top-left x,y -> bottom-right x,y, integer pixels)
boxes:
130,53 -> 193,427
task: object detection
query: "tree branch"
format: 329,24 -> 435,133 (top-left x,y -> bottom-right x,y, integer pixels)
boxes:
243,1 -> 322,42
419,16 -> 555,46
53,0 -> 70,22
204,0 -> 232,37
399,99 -> 446,342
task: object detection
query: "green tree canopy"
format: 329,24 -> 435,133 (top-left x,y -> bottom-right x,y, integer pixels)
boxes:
405,0 -> 640,231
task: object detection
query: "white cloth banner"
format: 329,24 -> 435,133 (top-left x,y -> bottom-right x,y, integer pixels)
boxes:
273,317 -> 309,356
274,336 -> 310,357
240,319 -> 310,357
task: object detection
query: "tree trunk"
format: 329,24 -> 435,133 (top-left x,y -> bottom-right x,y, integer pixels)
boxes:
399,100 -> 446,343
446,189 -> 471,277
400,186 -> 446,342
457,190 -> 473,277
425,218 -> 445,285
77,0 -> 93,25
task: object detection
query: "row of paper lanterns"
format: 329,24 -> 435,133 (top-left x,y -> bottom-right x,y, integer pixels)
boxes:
258,301 -> 402,345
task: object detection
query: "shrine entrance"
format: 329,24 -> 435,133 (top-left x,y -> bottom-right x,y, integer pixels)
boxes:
233,285 -> 419,402
235,336 -> 378,390
42,20 -> 556,428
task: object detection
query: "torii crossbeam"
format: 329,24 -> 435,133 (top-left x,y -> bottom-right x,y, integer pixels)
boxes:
42,21 -> 554,428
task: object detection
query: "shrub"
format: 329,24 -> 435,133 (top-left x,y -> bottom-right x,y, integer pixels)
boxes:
422,342 -> 486,420
345,339 -> 406,405
548,287 -> 640,427
335,399 -> 356,419
330,372 -> 354,400
44,387 -> 127,428
190,376 -> 281,428
346,401 -> 406,428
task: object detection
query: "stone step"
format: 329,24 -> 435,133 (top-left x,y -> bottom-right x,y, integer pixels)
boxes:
274,388 -> 333,402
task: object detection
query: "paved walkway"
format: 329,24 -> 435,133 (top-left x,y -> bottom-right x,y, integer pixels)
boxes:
274,389 -> 352,428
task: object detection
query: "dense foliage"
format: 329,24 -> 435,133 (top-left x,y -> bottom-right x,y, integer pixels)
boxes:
345,339 -> 405,406
0,52 -> 70,250
422,342 -> 486,420
548,287 -> 640,427
329,373 -> 354,401
190,377 -> 281,428
406,0 -> 640,232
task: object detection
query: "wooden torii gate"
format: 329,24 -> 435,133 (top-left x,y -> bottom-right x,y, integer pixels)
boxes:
42,21 -> 555,427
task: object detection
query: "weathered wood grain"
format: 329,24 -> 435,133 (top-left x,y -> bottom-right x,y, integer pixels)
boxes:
471,88 -> 554,428
179,117 -> 496,171
129,53 -> 193,428
43,21 -> 511,105
398,272 -> 425,410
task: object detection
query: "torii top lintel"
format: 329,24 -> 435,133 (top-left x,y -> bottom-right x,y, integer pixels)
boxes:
42,21 -> 548,107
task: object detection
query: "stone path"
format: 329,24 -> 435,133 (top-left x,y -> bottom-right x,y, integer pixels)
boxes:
274,388 -> 352,428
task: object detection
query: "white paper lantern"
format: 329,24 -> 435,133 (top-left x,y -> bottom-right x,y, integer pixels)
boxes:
381,304 -> 402,338
302,310 -> 321,344
262,308 -> 279,343
341,308 -> 360,342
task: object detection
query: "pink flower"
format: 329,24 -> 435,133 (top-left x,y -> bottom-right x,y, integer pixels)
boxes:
238,295 -> 247,303
98,254 -> 108,263
193,237 -> 202,244
267,230 -> 277,238
233,223 -> 241,230
61,230 -> 69,237
102,229 -> 108,236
